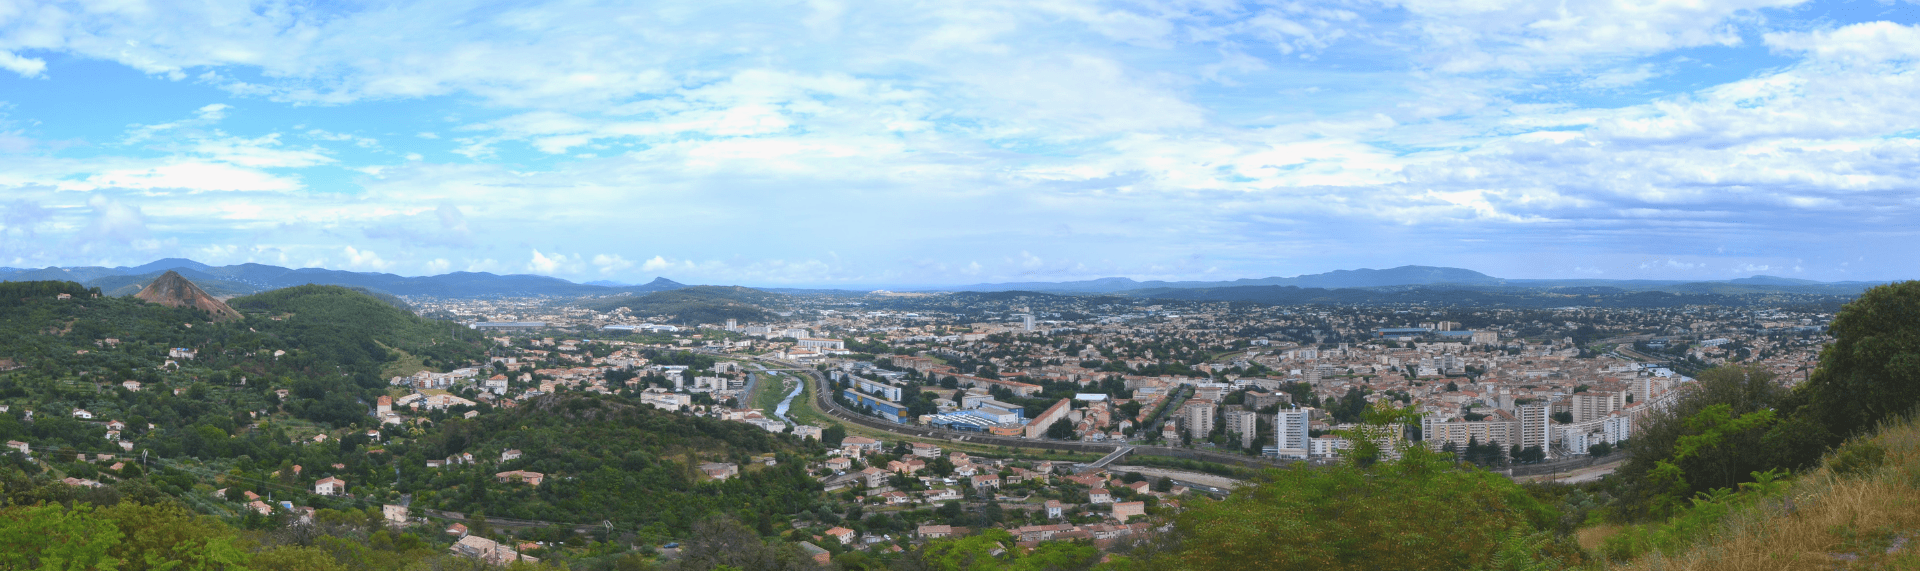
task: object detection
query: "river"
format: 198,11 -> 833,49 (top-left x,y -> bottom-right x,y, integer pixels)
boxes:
773,375 -> 804,425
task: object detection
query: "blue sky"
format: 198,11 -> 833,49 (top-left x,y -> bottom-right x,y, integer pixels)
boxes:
1,0 -> 1918,286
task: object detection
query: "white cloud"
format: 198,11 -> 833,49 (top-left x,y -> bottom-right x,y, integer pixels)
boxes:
0,51 -> 45,78
591,254 -> 634,275
343,246 -> 392,270
195,104 -> 231,121
60,161 -> 305,192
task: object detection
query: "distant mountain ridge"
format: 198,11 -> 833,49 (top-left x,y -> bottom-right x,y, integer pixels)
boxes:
0,259 -> 687,299
942,265 -> 1883,294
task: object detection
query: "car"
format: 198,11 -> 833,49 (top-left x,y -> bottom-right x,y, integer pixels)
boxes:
663,542 -> 680,549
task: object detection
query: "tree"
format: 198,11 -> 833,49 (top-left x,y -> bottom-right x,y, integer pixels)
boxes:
1172,420 -> 1554,570
1800,281 -> 1920,442
1045,418 -> 1075,440
0,503 -> 124,570
1613,364 -> 1787,517
821,425 -> 847,448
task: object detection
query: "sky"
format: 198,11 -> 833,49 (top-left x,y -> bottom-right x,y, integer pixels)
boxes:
1,0 -> 1918,287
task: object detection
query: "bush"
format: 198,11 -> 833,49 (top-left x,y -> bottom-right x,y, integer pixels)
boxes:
1829,438 -> 1888,478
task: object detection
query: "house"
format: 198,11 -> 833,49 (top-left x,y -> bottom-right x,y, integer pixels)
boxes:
1045,500 -> 1064,519
918,524 -> 953,539
1112,501 -> 1146,520
1089,488 -> 1112,504
495,470 -> 545,486
452,534 -> 536,565
860,466 -> 888,488
881,491 -> 911,505
501,449 -> 522,462
911,442 -> 941,458
798,542 -> 831,565
921,488 -> 962,503
824,527 -> 856,545
699,462 -> 739,482
841,436 -> 883,451
121,381 -> 142,392
446,523 -> 468,537
376,395 -> 392,414
426,459 -> 444,468
314,477 -> 346,496
971,474 -> 1001,490
71,409 -> 93,419
383,504 -> 409,525
824,457 -> 852,472
247,501 -> 273,515
106,420 -> 126,431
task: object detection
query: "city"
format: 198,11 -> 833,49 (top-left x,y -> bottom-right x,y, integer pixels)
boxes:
2,0 -> 1918,569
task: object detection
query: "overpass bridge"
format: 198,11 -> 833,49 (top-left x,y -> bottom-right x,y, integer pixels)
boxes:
1078,446 -> 1134,473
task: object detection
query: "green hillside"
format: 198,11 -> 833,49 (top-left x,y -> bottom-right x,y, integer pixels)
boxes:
588,285 -> 784,325
392,394 -> 822,535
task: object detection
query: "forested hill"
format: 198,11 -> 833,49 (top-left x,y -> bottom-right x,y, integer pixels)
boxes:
227,284 -> 486,375
0,281 -> 486,445
396,394 -> 821,534
588,285 -> 785,324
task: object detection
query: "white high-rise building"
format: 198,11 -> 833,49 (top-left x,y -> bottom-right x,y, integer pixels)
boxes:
1020,314 -> 1035,331
1601,414 -> 1632,444
1274,407 -> 1312,459
1518,404 -> 1550,453
1562,428 -> 1591,455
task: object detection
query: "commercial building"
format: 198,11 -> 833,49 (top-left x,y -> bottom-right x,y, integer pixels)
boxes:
843,390 -> 908,422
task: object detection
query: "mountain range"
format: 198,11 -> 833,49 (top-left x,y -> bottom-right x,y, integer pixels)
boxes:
0,260 -> 1890,301
941,265 -> 1885,296
0,258 -> 686,299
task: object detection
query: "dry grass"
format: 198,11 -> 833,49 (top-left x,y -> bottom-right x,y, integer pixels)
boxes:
1607,417 -> 1920,570
1579,524 -> 1625,551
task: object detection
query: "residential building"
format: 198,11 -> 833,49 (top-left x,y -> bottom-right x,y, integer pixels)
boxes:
1572,392 -> 1622,423
1183,399 -> 1217,441
1274,407 -> 1311,459
495,470 -> 545,486
1025,398 -> 1073,439
1224,409 -> 1259,448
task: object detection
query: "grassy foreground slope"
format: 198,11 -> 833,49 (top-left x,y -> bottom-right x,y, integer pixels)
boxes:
1606,415 -> 1920,570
